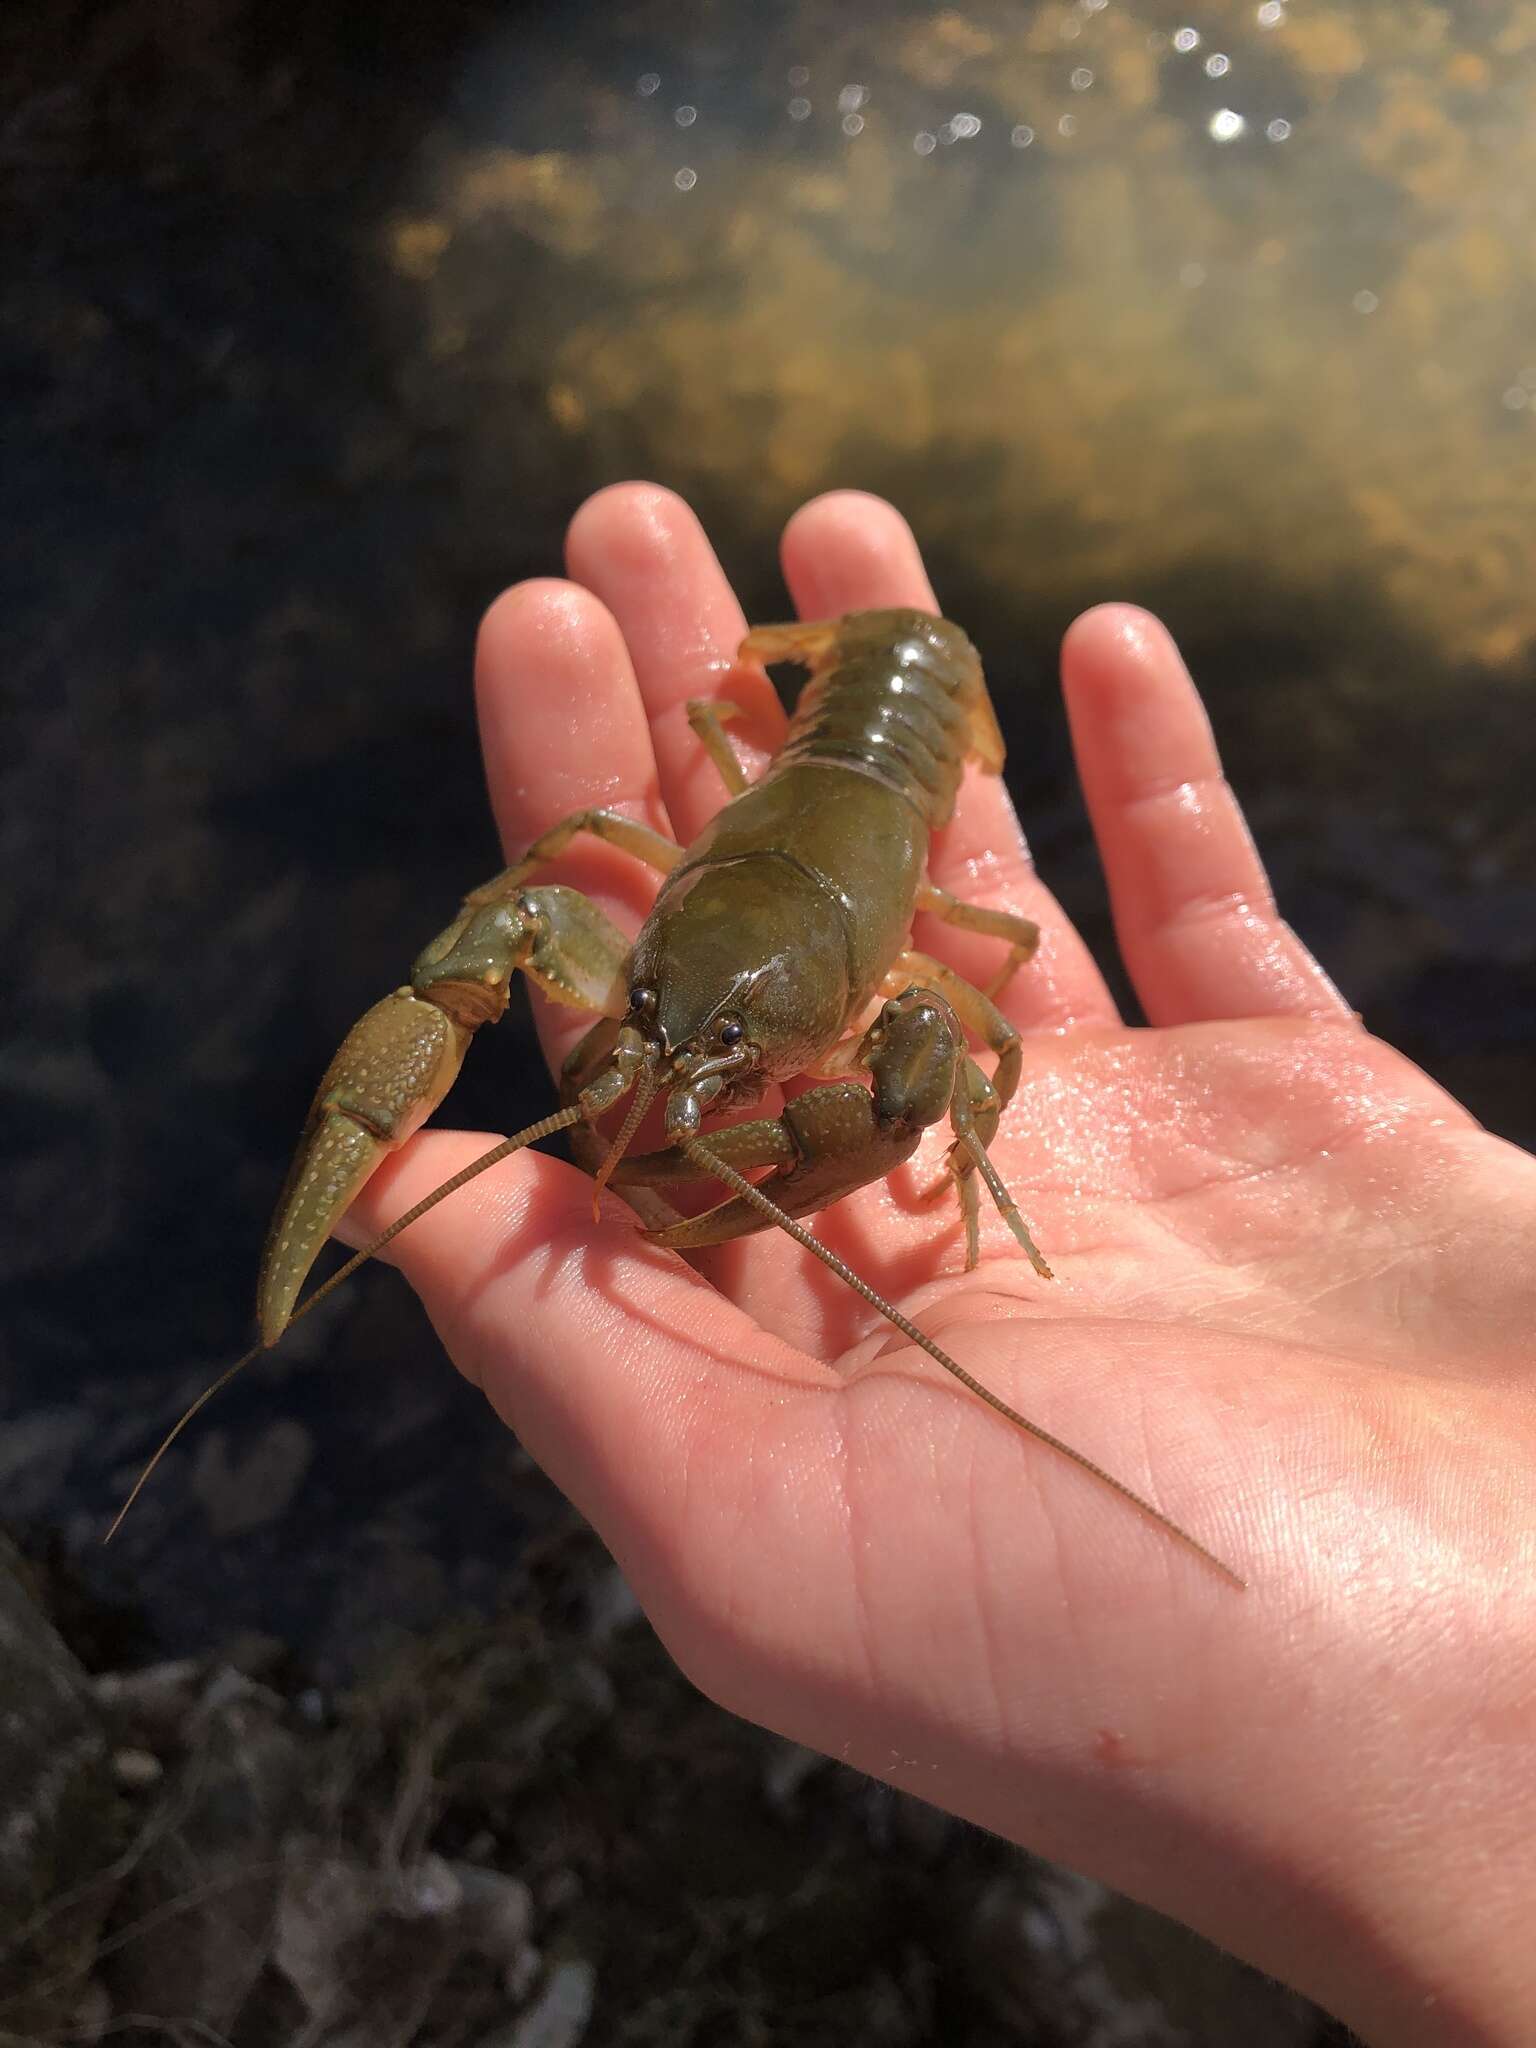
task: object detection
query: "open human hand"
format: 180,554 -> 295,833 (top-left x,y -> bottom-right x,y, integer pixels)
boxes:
343,485 -> 1536,2046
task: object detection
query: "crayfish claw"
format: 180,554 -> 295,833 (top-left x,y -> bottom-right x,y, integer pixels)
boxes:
257,991 -> 471,1346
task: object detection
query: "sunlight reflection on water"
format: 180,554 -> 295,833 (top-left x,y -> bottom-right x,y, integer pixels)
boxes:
384,0 -> 1536,678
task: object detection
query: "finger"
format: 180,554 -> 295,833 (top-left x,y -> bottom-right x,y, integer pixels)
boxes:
565,483 -> 787,844
1062,605 -> 1353,1026
475,578 -> 673,1073
781,491 -> 1119,1032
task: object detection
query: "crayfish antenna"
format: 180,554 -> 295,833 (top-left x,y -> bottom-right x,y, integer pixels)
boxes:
106,1102 -> 586,1543
590,1059 -> 661,1222
104,1346 -> 262,1543
680,1134 -> 1245,1591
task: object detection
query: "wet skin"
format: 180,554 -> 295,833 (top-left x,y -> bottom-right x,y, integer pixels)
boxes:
336,485 -> 1536,2048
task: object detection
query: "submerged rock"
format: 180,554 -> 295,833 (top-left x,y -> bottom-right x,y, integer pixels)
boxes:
274,1846 -> 537,2045
0,1536 -> 124,2038
99,1670 -> 304,2032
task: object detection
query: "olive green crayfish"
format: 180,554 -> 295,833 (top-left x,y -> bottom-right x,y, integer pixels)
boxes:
112,608 -> 1242,1587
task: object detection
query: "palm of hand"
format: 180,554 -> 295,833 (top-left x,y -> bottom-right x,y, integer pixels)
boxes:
344,487 -> 1535,2037
691,1001 -> 1522,1603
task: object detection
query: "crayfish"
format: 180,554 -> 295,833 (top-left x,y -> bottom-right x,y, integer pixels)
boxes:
113,609 -> 1239,1585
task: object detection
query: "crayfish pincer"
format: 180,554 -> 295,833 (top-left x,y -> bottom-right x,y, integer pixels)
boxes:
113,609 -> 1242,1585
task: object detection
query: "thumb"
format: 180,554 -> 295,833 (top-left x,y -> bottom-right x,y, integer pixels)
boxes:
331,1126 -> 826,1609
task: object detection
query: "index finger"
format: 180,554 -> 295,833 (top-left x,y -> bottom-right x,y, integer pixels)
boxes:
474,577 -> 674,1078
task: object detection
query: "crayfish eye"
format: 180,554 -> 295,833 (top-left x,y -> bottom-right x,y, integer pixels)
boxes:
629,984 -> 658,1015
717,1015 -> 745,1047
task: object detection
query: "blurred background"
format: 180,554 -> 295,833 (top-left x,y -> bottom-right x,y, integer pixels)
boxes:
3,1 -> 1533,2039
